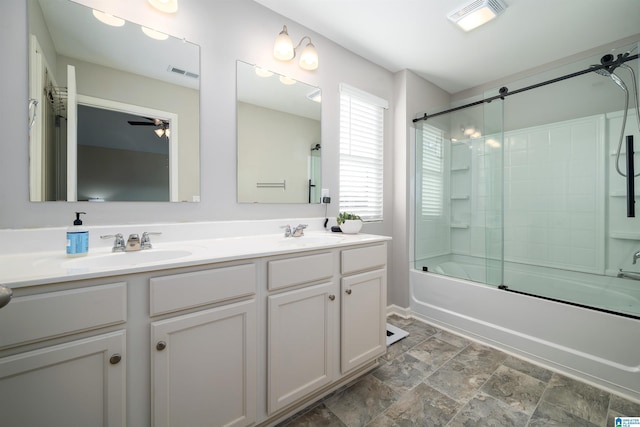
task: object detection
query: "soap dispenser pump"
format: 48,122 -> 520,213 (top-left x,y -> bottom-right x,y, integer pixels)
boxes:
67,211 -> 89,257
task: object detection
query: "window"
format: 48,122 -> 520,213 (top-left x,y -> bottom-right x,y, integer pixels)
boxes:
339,84 -> 388,222
419,124 -> 444,217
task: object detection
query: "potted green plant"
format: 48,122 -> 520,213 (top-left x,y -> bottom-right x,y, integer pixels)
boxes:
337,212 -> 363,234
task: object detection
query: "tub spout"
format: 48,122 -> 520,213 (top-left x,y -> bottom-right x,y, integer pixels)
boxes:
633,250 -> 640,264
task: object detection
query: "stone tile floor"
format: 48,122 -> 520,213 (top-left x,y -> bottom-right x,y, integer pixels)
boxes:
279,315 -> 640,427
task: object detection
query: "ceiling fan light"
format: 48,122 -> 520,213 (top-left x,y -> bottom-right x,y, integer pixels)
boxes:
274,26 -> 294,61
154,128 -> 165,137
299,41 -> 318,70
92,10 -> 125,27
165,128 -> 171,138
142,26 -> 169,40
448,0 -> 507,31
148,0 -> 178,14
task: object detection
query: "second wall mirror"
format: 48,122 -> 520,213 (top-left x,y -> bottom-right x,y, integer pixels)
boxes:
236,60 -> 321,204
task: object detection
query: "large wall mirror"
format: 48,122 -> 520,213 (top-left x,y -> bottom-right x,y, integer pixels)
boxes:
28,0 -> 200,202
236,60 -> 321,204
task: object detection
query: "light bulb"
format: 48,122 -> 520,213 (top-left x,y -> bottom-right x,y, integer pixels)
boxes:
148,0 -> 178,13
298,42 -> 318,70
273,26 -> 294,61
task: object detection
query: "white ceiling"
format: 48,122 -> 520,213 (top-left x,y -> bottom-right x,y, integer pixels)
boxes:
253,0 -> 640,94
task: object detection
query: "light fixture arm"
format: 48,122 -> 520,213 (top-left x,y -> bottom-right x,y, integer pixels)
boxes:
292,36 -> 313,57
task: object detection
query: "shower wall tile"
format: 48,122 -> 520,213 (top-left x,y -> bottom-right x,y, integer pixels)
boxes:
502,115 -> 605,274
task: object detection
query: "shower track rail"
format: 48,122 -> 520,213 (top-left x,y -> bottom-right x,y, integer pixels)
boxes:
497,284 -> 640,321
413,53 -> 639,123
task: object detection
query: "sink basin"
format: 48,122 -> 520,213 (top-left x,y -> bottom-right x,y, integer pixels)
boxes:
278,235 -> 344,246
63,249 -> 193,269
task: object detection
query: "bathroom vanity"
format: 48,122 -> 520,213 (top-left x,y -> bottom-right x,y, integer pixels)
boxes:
0,225 -> 389,426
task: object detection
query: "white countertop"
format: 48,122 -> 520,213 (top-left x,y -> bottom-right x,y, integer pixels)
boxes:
1,231 -> 390,288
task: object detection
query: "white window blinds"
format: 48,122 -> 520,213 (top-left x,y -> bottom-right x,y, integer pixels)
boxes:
339,84 -> 388,222
419,124 -> 444,217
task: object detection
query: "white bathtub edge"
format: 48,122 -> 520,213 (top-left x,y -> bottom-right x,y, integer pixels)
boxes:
408,269 -> 640,403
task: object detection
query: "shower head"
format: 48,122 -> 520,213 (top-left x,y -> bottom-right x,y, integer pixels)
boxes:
609,72 -> 628,93
311,143 -> 321,151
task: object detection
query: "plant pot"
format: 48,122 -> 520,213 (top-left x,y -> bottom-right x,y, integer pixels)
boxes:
340,219 -> 363,234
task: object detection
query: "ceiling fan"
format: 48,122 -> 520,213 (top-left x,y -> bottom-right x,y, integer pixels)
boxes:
127,116 -> 170,138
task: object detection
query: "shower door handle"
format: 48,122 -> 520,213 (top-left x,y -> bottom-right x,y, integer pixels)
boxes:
28,99 -> 38,130
626,135 -> 635,217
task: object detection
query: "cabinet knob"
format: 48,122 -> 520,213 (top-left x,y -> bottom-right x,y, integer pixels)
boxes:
345,289 -> 352,295
328,294 -> 335,301
156,341 -> 167,351
109,354 -> 122,365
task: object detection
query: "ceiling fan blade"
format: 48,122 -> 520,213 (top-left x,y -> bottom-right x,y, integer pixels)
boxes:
128,121 -> 157,126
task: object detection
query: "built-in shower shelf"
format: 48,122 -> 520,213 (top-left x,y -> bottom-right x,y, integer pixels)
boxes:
450,195 -> 470,200
450,224 -> 469,229
609,191 -> 640,198
609,151 -> 640,156
451,166 -> 470,172
610,232 -> 640,240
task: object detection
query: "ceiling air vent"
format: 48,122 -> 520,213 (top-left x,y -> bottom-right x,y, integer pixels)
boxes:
168,65 -> 200,79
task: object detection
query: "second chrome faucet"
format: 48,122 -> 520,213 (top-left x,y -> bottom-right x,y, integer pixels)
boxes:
101,231 -> 162,252
282,224 -> 308,237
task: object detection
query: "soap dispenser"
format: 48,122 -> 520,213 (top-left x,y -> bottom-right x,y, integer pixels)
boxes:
67,212 -> 89,257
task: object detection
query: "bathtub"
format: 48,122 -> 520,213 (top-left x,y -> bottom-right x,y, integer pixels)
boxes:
410,261 -> 640,401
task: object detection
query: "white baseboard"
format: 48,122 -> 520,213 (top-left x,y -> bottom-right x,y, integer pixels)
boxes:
386,304 -> 411,318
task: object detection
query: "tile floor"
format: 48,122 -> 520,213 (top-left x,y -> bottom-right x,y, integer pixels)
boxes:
278,315 -> 640,427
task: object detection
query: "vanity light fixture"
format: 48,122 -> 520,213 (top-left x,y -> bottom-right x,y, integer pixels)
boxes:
273,25 -> 319,71
148,0 -> 178,14
142,26 -> 169,40
448,0 -> 508,32
92,9 -> 125,27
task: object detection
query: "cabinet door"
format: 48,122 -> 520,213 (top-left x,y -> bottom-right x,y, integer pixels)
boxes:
0,330 -> 126,427
341,269 -> 387,373
151,299 -> 256,427
268,282 -> 336,413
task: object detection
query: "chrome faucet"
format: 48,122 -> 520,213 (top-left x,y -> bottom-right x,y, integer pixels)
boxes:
282,225 -> 292,237
292,224 -> 308,237
141,232 -> 162,249
126,234 -> 141,251
633,250 -> 640,264
100,233 -> 126,252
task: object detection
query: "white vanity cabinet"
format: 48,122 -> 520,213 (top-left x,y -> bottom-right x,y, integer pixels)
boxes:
340,244 -> 388,373
0,233 -> 389,427
265,244 -> 387,418
266,252 -> 336,413
0,282 -> 127,427
149,264 -> 258,427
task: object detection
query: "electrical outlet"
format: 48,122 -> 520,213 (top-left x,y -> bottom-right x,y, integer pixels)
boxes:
321,189 -> 330,204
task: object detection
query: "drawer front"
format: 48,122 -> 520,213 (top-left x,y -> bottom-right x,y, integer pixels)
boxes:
268,252 -> 333,291
341,244 -> 387,275
150,263 -> 256,316
0,282 -> 127,349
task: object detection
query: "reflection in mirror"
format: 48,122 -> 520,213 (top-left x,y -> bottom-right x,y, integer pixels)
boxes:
28,0 -> 200,202
236,60 -> 321,204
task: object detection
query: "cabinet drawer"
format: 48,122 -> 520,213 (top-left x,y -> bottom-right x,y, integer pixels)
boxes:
268,252 -> 333,291
341,244 -> 387,275
0,282 -> 127,349
150,264 -> 256,316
